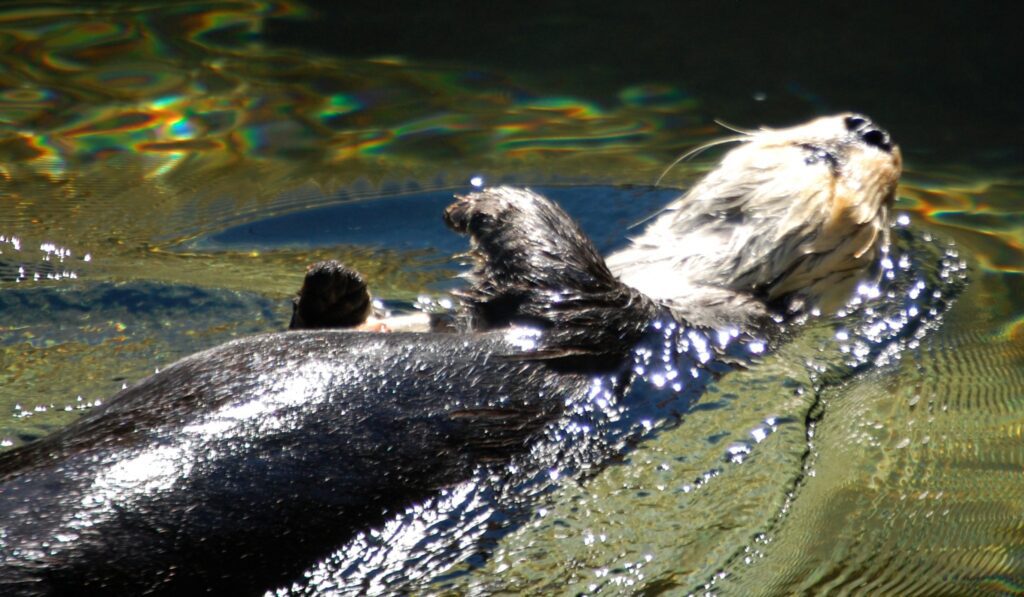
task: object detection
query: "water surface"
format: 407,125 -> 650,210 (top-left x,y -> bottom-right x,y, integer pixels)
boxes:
0,2 -> 1021,594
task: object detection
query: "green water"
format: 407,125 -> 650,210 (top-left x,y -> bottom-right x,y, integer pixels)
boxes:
0,1 -> 1022,594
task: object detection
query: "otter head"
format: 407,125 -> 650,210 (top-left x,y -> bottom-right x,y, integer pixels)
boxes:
608,113 -> 902,319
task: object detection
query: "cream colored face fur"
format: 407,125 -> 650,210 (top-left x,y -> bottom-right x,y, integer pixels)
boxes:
606,113 -> 902,318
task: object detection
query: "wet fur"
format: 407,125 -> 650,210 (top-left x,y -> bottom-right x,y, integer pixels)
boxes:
289,260 -> 373,330
607,113 -> 900,320
0,191 -> 654,595
0,114 -> 899,594
446,187 -> 659,359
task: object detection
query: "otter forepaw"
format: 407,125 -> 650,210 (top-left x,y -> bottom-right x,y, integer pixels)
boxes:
440,191 -> 507,238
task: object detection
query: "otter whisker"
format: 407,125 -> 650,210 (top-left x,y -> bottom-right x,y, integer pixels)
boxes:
626,205 -> 670,231
712,118 -> 758,136
653,135 -> 747,188
634,134 -> 749,230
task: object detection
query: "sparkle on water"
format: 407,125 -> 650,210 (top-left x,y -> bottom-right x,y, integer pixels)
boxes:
0,2 -> 1021,595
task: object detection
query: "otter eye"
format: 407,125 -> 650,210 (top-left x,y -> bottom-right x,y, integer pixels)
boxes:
801,144 -> 838,169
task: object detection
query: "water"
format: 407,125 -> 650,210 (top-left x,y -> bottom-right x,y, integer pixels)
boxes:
0,1 -> 1021,594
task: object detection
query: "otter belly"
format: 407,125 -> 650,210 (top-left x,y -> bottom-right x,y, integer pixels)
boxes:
0,330 -> 590,595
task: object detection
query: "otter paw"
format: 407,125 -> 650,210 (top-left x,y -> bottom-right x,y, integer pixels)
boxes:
289,260 -> 373,330
443,187 -> 533,236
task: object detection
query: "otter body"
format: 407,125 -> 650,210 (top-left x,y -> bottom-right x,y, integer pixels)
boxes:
0,185 -> 657,595
0,331 -> 595,595
0,114 -> 900,594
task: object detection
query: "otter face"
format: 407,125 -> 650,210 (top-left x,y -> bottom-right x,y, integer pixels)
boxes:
609,113 -> 902,316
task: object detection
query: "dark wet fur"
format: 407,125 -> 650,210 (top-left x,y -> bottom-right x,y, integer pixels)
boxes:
446,188 -> 659,361
0,189 -> 657,595
0,332 -> 593,595
289,260 -> 372,329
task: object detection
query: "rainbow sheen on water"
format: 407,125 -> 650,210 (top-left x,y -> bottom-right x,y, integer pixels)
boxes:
0,1 -> 1022,594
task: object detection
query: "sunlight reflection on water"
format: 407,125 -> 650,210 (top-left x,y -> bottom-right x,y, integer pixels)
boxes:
0,1 -> 1021,595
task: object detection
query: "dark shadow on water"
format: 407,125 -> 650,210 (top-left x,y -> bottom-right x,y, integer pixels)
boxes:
196,186 -> 680,256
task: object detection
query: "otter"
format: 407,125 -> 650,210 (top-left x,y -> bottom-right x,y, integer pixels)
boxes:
0,189 -> 659,596
0,113 -> 899,595
317,113 -> 900,334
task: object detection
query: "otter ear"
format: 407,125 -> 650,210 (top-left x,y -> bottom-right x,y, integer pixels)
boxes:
445,187 -> 659,359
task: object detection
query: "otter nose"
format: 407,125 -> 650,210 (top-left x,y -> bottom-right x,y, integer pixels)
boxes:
844,114 -> 893,152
